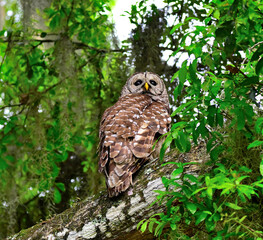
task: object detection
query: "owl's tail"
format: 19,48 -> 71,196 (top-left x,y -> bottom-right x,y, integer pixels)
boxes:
107,157 -> 148,198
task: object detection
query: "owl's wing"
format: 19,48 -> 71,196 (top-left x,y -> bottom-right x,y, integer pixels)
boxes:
99,94 -> 170,197
131,101 -> 171,158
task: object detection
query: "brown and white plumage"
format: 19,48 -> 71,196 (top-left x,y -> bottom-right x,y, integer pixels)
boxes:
99,72 -> 171,197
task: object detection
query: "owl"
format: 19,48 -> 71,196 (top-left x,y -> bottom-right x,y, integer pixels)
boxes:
99,72 -> 171,197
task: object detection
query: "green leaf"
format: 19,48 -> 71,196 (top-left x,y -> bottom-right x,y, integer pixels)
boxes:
186,202 -> 197,214
174,131 -> 191,152
60,151 -> 68,162
210,145 -> 224,161
205,219 -> 216,232
192,187 -> 206,195
5,155 -> 15,163
171,121 -> 187,131
240,76 -> 259,86
56,182 -> 65,192
137,219 -> 145,230
148,220 -> 155,233
171,167 -> 184,177
216,111 -> 224,127
260,159 -> 263,176
171,99 -> 196,117
184,174 -> 198,183
170,222 -> 177,230
173,83 -> 183,100
256,58 -> 263,75
50,13 -> 61,29
225,202 -> 242,210
247,140 -> 263,149
141,221 -> 148,233
189,63 -> 201,95
0,157 -> 8,170
206,187 -> 213,199
207,105 -> 217,127
235,109 -> 245,130
161,161 -> 178,166
0,117 -> 7,125
174,63 -> 187,100
251,45 -> 263,61
236,175 -> 249,185
239,215 -> 247,223
0,29 -> 6,36
213,9 -> 220,20
195,211 -> 208,225
4,122 -> 14,134
205,176 -> 210,186
255,118 -> 263,133
178,61 -> 187,83
54,188 -> 62,204
160,134 -> 172,161
213,212 -> 220,222
170,23 -> 183,34
197,119 -> 209,138
239,166 -> 252,173
154,222 -> 166,237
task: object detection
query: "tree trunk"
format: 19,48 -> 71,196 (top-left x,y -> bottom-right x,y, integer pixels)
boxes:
20,0 -> 52,31
0,0 -> 5,30
9,147 -> 206,240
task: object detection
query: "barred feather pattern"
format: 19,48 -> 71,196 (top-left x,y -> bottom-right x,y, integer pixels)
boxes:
98,72 -> 171,197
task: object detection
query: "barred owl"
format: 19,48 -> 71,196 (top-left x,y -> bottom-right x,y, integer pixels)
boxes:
99,72 -> 171,197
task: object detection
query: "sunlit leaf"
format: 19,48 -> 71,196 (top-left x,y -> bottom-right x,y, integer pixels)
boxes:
140,221 -> 148,233
185,202 -> 197,214
170,23 -> 183,34
225,202 -> 242,210
247,140 -> 263,149
54,188 -> 62,204
260,159 -> 263,176
195,211 -> 208,225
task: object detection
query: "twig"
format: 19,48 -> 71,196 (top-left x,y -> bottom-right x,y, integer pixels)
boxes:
0,36 -> 185,54
0,103 -> 23,111
74,42 -> 132,53
229,60 -> 263,86
42,80 -> 63,93
242,41 -> 263,65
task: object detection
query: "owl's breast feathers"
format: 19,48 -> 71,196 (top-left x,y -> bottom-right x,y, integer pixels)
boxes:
99,94 -> 171,197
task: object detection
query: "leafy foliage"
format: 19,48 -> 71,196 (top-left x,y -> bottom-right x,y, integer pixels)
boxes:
0,0 -> 129,237
137,0 -> 263,238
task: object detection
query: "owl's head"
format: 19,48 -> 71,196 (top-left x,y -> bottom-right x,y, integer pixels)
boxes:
121,72 -> 169,107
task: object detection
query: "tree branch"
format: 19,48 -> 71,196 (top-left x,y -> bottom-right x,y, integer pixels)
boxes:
0,103 -> 23,111
9,149 -> 204,240
0,36 -> 185,54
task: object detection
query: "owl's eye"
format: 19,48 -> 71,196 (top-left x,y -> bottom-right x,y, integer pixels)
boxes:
134,79 -> 143,86
149,80 -> 157,86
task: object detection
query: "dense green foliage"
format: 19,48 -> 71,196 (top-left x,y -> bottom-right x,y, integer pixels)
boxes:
0,0 -> 262,239
0,0 -> 129,237
137,0 -> 263,239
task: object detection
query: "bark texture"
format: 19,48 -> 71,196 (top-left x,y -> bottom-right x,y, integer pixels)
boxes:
20,0 -> 52,30
0,0 -> 5,31
9,147 -> 206,240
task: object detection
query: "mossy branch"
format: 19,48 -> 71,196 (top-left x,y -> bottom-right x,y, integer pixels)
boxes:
9,150 -> 203,240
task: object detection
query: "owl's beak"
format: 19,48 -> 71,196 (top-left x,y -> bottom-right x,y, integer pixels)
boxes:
144,82 -> 149,91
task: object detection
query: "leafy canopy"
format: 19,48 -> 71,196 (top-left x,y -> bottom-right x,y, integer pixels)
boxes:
137,0 -> 263,239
